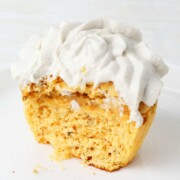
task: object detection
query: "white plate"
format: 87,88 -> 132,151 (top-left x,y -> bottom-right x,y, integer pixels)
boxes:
0,65 -> 180,180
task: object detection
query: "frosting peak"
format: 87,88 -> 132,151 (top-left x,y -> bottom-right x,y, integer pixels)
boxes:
11,19 -> 169,127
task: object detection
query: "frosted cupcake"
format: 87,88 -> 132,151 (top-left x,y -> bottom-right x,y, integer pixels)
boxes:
12,19 -> 168,171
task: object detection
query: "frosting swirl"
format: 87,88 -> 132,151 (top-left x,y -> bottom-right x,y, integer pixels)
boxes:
11,19 -> 169,127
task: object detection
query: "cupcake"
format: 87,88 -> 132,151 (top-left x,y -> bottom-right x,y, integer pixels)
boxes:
11,19 -> 168,171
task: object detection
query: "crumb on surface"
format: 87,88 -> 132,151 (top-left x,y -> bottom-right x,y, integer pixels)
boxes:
92,171 -> 96,175
49,153 -> 66,171
33,164 -> 47,174
80,66 -> 86,74
33,168 -> 39,174
49,153 -> 62,162
60,161 -> 66,171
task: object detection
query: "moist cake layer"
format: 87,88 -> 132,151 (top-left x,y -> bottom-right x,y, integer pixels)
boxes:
22,77 -> 156,171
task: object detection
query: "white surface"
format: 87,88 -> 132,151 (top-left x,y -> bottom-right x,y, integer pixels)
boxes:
0,0 -> 180,70
0,65 -> 180,180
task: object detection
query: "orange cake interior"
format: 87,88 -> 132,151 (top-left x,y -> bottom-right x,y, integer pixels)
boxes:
22,76 -> 157,171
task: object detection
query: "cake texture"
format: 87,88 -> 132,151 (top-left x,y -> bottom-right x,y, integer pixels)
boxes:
12,19 -> 168,171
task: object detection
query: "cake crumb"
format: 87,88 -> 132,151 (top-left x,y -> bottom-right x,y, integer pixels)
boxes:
92,171 -> 96,175
49,153 -> 63,162
49,153 -> 66,171
33,164 -> 47,174
49,154 -> 56,161
33,168 -> 39,174
80,66 -> 86,74
12,170 -> 15,174
60,161 -> 66,171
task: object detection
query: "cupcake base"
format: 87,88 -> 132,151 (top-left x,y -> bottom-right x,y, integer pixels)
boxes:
22,77 -> 157,171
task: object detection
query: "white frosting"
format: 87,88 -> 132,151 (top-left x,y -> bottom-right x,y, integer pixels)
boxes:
11,19 -> 169,127
71,100 -> 80,111
61,89 -> 72,96
100,97 -> 122,111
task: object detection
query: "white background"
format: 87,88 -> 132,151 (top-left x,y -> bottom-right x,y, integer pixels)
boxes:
0,0 -> 180,70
